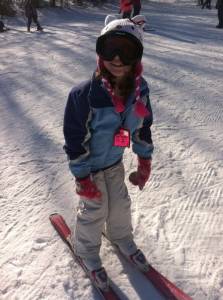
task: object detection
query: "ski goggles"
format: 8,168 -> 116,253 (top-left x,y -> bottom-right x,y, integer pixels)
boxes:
96,32 -> 143,65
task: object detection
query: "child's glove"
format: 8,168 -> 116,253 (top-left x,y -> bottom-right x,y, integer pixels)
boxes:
129,157 -> 151,190
76,176 -> 102,200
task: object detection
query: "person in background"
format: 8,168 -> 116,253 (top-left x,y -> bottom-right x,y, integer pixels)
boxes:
202,0 -> 212,9
216,0 -> 223,28
0,20 -> 7,32
132,0 -> 141,16
24,0 -> 43,32
120,0 -> 133,18
63,16 -> 154,290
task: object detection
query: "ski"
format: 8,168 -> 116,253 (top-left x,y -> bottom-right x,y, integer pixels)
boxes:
49,213 -> 121,300
102,234 -> 192,300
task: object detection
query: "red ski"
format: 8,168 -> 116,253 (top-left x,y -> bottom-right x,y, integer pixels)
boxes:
102,233 -> 192,300
49,213 -> 121,300
142,265 -> 192,300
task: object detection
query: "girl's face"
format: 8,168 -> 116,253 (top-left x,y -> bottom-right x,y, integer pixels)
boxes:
103,56 -> 132,78
97,35 -> 140,78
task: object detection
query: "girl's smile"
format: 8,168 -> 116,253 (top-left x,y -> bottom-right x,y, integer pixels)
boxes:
104,56 -> 132,78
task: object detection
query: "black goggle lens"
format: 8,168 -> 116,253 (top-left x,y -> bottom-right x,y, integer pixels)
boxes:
97,35 -> 142,65
100,49 -> 136,65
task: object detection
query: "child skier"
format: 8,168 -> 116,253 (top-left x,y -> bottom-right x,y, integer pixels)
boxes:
63,15 -> 154,290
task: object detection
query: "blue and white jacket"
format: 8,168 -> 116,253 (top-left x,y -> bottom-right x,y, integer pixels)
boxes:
63,73 -> 154,178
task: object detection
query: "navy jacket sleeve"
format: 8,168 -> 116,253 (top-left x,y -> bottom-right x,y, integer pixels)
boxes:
132,80 -> 154,159
63,83 -> 92,178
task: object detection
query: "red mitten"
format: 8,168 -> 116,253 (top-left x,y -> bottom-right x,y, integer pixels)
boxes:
76,176 -> 102,200
129,157 -> 151,190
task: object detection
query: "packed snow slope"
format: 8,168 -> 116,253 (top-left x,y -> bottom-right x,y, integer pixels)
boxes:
0,1 -> 223,299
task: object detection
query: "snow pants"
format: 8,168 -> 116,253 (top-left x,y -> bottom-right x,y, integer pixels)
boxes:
133,4 -> 141,16
27,15 -> 41,31
74,161 -> 137,271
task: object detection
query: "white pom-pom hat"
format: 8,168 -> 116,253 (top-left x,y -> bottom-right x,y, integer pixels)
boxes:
96,15 -> 145,62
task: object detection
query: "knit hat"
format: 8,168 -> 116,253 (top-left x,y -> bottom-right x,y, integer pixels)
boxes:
96,15 -> 145,62
96,15 -> 149,118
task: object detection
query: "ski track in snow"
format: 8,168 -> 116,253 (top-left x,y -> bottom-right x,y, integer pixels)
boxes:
0,1 -> 223,299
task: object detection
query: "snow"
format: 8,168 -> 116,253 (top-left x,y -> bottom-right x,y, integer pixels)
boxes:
0,1 -> 223,299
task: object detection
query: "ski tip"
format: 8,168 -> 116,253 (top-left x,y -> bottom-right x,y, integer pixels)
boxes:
49,212 -> 59,218
49,213 -> 71,238
49,212 -> 60,223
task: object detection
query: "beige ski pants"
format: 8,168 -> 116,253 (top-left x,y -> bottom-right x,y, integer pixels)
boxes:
74,161 -> 137,270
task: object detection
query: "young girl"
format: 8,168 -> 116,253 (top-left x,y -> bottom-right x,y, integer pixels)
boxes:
63,15 -> 154,289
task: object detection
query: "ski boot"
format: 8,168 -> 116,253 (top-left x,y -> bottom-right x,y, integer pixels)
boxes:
130,249 -> 150,272
37,25 -> 43,32
90,267 -> 110,291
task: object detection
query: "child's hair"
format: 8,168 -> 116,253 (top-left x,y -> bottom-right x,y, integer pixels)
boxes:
96,62 -> 136,99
